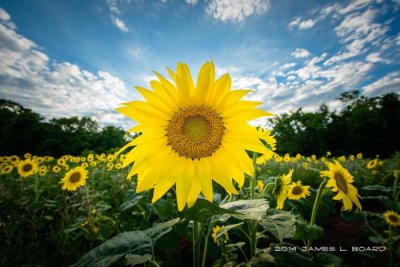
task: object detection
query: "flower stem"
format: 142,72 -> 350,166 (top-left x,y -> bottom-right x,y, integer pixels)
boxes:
34,174 -> 39,202
201,221 -> 215,267
193,220 -> 201,267
393,174 -> 398,202
249,152 -> 258,258
307,178 -> 328,249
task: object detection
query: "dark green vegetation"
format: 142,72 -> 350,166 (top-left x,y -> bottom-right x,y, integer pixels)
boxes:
1,91 -> 399,158
0,99 -> 126,156
271,91 -> 400,158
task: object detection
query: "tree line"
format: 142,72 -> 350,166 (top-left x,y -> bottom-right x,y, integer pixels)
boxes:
270,91 -> 400,158
1,91 -> 399,158
0,99 -> 126,157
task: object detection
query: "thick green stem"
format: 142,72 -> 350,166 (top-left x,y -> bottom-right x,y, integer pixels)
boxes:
249,152 -> 258,258
307,178 -> 328,249
34,174 -> 39,202
201,221 -> 215,267
393,174 -> 398,202
193,221 -> 201,267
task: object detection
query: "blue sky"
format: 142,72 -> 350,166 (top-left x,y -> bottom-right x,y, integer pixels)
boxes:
0,0 -> 399,129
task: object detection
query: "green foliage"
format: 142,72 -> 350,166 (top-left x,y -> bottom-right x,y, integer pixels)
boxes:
259,209 -> 297,243
270,91 -> 400,157
72,218 -> 179,267
0,99 -> 127,156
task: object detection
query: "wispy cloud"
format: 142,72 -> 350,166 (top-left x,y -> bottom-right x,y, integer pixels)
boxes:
288,17 -> 316,30
363,71 -> 400,96
0,11 -> 131,128
106,0 -> 129,32
291,48 -> 311,58
205,0 -> 270,23
186,0 -> 199,5
112,17 -> 129,32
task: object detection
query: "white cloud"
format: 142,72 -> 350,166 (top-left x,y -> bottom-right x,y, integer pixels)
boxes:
112,17 -> 129,32
0,13 -> 131,127
205,0 -> 270,23
324,9 -> 388,65
280,62 -> 297,70
0,7 -> 11,21
363,71 -> 400,96
106,0 -> 130,32
338,0 -> 374,15
366,52 -> 389,63
291,48 -> 310,58
186,0 -> 199,5
288,17 -> 316,30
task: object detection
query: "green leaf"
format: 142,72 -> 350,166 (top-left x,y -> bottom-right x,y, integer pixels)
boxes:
369,235 -> 385,244
246,250 -> 275,267
292,220 -> 324,241
71,218 -> 179,267
259,209 -> 297,242
362,185 -> 391,192
220,199 -> 270,221
180,198 -> 237,223
124,254 -> 152,265
270,243 -> 313,267
314,252 -> 348,267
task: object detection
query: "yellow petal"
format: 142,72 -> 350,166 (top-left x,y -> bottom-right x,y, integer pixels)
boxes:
198,158 -> 213,202
175,159 -> 194,211
195,61 -> 215,102
187,174 -> 201,208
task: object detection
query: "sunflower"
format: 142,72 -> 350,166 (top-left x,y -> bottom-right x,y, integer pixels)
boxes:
274,169 -> 293,209
257,179 -> 265,191
320,160 -> 362,211
287,181 -> 310,200
211,225 -> 229,246
117,61 -> 272,211
1,165 -> 13,174
60,166 -> 88,191
52,165 -> 61,173
383,210 -> 400,227
17,159 -> 38,177
256,128 -> 277,165
367,159 -> 378,169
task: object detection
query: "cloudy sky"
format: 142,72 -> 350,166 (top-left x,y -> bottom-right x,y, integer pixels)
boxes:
0,0 -> 399,129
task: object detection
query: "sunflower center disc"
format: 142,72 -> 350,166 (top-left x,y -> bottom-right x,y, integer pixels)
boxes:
389,214 -> 399,223
70,172 -> 81,183
167,105 -> 224,160
334,172 -> 348,193
291,186 -> 303,195
23,164 -> 33,172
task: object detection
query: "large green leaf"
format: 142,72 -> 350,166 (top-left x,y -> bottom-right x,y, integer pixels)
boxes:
71,218 -> 179,267
180,198 -> 237,223
270,243 -> 312,267
259,209 -> 297,242
292,219 -> 324,241
220,199 -> 270,221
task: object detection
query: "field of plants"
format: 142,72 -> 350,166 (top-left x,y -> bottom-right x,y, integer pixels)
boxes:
1,150 -> 399,267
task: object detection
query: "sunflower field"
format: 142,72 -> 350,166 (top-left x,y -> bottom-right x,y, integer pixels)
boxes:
1,62 -> 400,267
1,151 -> 399,267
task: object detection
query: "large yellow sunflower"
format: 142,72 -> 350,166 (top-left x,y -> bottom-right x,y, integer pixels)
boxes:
320,160 -> 362,211
256,128 -> 277,165
383,210 -> 400,227
117,61 -> 272,211
274,169 -> 293,209
60,166 -> 88,191
17,159 -> 38,178
287,181 -> 310,200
